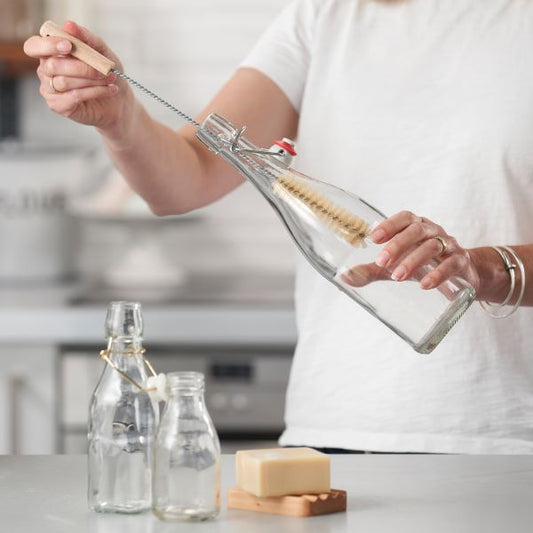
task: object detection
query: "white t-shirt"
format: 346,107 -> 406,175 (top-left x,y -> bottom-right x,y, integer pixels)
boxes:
242,0 -> 533,454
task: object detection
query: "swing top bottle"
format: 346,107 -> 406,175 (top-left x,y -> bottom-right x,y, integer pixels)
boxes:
88,301 -> 157,513
196,113 -> 475,353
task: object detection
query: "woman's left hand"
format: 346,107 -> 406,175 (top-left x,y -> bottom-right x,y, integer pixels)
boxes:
369,210 -> 480,291
341,210 -> 481,291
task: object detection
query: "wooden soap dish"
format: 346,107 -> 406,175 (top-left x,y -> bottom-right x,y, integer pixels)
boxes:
227,487 -> 347,517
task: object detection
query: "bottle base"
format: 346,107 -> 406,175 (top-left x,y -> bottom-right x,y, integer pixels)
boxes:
90,503 -> 150,515
413,286 -> 476,354
153,506 -> 220,522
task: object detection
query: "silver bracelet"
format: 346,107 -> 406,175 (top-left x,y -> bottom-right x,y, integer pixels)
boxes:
501,246 -> 526,313
479,246 -> 524,319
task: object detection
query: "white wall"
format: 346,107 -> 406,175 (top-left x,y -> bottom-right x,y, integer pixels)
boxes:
20,0 -> 296,277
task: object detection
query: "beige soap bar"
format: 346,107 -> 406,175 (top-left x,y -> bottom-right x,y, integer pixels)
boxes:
235,447 -> 330,497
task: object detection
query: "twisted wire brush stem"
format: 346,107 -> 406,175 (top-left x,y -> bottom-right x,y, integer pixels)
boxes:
114,69 -> 368,246
113,69 -> 201,128
115,68 -> 280,184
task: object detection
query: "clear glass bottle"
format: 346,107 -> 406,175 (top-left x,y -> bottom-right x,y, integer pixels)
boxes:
88,301 -> 157,514
196,114 -> 475,354
152,371 -> 221,521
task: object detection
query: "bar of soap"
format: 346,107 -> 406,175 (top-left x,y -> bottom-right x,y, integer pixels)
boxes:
235,447 -> 330,497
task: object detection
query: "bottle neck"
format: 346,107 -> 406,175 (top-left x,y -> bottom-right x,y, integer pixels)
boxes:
169,389 -> 205,406
99,335 -> 147,390
101,301 -> 146,382
165,371 -> 207,412
107,335 -> 143,355
162,389 -> 206,426
195,113 -> 287,195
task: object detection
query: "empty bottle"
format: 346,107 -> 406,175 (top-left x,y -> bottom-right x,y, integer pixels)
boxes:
88,301 -> 157,513
152,371 -> 221,521
196,113 -> 475,354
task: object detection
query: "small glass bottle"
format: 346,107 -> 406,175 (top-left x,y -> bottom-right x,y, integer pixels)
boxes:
196,114 -> 475,354
88,301 -> 157,514
152,371 -> 221,521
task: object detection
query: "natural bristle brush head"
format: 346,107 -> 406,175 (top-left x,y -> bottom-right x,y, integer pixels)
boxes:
274,172 -> 370,246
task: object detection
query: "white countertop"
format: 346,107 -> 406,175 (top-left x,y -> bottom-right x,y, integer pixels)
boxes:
0,305 -> 296,345
1,454 -> 532,533
0,281 -> 297,345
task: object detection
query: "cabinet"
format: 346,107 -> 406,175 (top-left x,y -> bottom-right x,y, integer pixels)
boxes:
0,42 -> 38,138
0,42 -> 38,78
0,344 -> 56,454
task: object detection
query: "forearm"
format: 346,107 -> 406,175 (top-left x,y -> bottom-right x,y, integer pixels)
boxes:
97,68 -> 298,216
469,245 -> 533,306
98,100 -> 242,215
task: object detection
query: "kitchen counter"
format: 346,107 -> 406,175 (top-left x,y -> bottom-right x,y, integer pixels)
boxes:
0,304 -> 296,345
0,280 -> 297,345
1,454 -> 532,533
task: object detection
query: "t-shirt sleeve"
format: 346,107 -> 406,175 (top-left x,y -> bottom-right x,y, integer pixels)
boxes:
240,0 -> 318,113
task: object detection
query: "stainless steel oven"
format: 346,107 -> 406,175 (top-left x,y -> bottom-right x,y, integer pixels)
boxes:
58,343 -> 294,454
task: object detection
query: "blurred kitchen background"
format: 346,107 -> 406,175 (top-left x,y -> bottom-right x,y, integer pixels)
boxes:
0,0 -> 297,454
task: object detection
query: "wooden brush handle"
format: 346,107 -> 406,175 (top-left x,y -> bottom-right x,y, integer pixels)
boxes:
39,20 -> 116,76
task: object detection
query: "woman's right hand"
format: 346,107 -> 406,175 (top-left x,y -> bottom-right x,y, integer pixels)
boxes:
23,21 -> 135,141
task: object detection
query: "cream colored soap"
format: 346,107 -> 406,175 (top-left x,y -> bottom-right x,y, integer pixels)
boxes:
235,447 -> 330,497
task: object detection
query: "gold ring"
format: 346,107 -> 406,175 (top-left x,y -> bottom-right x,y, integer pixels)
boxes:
433,235 -> 447,256
49,75 -> 60,93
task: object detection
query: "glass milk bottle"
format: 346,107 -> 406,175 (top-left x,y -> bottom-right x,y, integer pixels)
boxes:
196,113 -> 475,354
152,371 -> 221,521
88,301 -> 157,513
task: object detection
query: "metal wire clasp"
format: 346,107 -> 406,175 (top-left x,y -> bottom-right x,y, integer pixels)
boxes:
223,125 -> 285,158
99,338 -> 157,393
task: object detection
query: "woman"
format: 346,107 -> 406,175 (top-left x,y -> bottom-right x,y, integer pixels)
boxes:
24,0 -> 533,453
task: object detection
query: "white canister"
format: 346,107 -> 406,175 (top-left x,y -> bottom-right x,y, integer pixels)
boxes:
0,144 -> 89,282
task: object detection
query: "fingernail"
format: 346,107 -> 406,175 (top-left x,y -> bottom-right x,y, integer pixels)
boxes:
57,40 -> 71,53
420,276 -> 434,289
375,250 -> 390,268
372,229 -> 386,243
391,265 -> 407,281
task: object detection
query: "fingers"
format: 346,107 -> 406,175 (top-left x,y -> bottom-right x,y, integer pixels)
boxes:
39,56 -> 112,82
419,254 -> 469,290
36,52 -> 118,119
27,30 -> 114,106
45,73 -> 115,95
340,263 -> 390,287
372,211 -> 444,269
386,234 -> 455,282
24,34 -> 74,61
43,85 -> 119,116
37,56 -> 118,116
368,210 -> 471,289
343,210 -> 477,292
25,20 -> 112,61
24,21 -> 126,130
25,20 -> 120,79
371,210 -> 421,245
